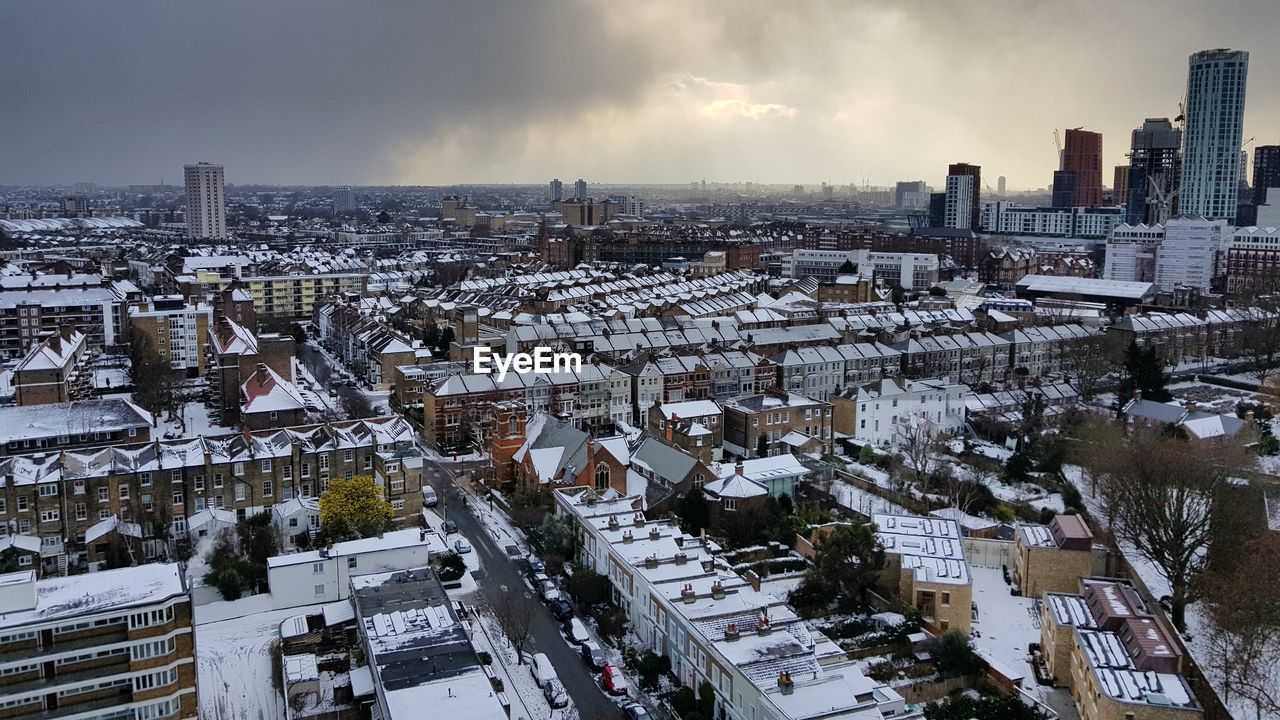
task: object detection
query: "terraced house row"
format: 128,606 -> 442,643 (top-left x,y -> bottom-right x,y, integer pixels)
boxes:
0,417 -> 424,576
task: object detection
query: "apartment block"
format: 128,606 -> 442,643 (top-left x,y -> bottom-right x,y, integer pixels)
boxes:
0,275 -> 139,359
0,398 -> 153,459
128,297 -> 213,376
1012,514 -> 1098,598
872,513 -> 972,633
1042,579 -> 1200,720
13,326 -> 87,405
0,563 -> 197,720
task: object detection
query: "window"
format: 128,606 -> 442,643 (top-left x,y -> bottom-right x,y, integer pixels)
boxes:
234,485 -> 246,502
233,462 -> 244,476
16,497 -> 27,511
386,462 -> 399,473
141,494 -> 153,511
172,490 -> 184,506
75,503 -> 86,521
314,584 -> 325,597
347,557 -> 357,570
319,456 -> 330,471
194,475 -> 205,491
73,480 -> 85,495
140,472 -> 152,486
0,498 -> 6,514
301,482 -> 312,497
213,474 -> 224,489
363,456 -> 372,470
263,480 -> 273,498
343,450 -> 353,463
39,484 -> 57,497
40,509 -> 59,523
301,463 -> 311,478
724,498 -> 737,511
391,498 -> 404,511
941,592 -> 951,607
283,465 -> 293,479
343,470 -> 353,481
118,486 -> 130,500
261,459 -> 272,472
312,562 -> 325,574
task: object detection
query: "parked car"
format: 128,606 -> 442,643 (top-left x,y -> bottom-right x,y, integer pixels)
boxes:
601,665 -> 629,696
453,538 -> 472,554
529,653 -> 555,688
527,555 -> 546,574
543,679 -> 569,709
529,571 -> 549,591
563,617 -> 590,646
540,579 -> 562,603
423,486 -> 438,507
580,641 -> 607,670
623,704 -> 651,720
549,598 -> 574,621
443,520 -> 458,534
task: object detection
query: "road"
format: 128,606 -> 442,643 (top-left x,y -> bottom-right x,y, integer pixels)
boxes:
425,459 -> 626,720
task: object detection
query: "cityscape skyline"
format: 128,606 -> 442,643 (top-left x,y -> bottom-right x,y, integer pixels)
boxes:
3,0 -> 1280,189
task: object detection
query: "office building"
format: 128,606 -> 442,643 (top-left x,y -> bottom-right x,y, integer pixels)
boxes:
574,178 -> 587,199
1105,224 -> 1163,284
1180,49 -> 1249,222
1157,217 -> 1227,292
1253,145 -> 1280,205
944,174 -> 974,229
332,186 -> 356,214
549,177 -> 563,201
983,202 -> 1124,239
0,564 -> 198,719
1124,118 -> 1182,225
997,176 -> 1006,195
183,162 -> 226,239
609,194 -> 646,216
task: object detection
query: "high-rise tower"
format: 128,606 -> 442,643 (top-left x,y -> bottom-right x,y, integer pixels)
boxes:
1180,49 -> 1249,223
183,162 -> 226,238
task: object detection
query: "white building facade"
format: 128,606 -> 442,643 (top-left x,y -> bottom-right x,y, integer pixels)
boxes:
850,377 -> 970,448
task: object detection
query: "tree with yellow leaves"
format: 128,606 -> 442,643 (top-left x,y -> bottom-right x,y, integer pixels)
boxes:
319,475 -> 394,543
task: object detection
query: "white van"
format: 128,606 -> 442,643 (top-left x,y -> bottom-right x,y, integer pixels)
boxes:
422,486 -> 438,508
530,652 -> 556,688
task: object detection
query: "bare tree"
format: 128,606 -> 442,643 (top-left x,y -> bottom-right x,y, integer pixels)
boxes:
895,415 -> 942,492
1240,306 -> 1280,384
1095,426 -> 1252,632
493,592 -> 535,664
1201,532 -> 1280,719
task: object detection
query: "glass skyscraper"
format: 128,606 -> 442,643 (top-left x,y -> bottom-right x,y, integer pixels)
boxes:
1180,49 -> 1248,223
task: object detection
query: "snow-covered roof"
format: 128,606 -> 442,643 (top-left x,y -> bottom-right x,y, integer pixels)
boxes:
0,563 -> 185,630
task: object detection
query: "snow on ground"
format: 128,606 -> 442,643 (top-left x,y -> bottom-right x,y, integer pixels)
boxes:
968,566 -> 1079,720
1061,465 -> 1107,528
831,478 -> 909,516
419,508 -> 479,596
1029,493 -> 1065,514
474,610 -> 564,719
196,603 -> 318,720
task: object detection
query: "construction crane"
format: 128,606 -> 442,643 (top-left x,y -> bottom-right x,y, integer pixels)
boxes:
1053,129 -> 1063,170
1243,136 -> 1256,150
1146,175 -> 1179,225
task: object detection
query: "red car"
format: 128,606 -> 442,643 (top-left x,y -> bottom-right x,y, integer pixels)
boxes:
601,665 -> 629,696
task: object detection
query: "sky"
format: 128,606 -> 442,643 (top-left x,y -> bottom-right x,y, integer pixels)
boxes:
2,0 -> 1278,190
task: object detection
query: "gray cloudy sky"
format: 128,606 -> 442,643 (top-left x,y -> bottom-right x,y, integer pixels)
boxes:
2,0 -> 1276,189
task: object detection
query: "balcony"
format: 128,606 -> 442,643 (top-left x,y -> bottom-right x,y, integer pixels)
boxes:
0,655 -> 130,696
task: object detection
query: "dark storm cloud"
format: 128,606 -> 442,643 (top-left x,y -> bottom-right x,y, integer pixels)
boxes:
1,0 -> 1278,187
0,0 -> 656,185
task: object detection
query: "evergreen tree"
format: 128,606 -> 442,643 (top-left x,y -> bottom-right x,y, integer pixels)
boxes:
678,486 -> 711,536
319,475 -> 394,542
1119,339 -> 1171,403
